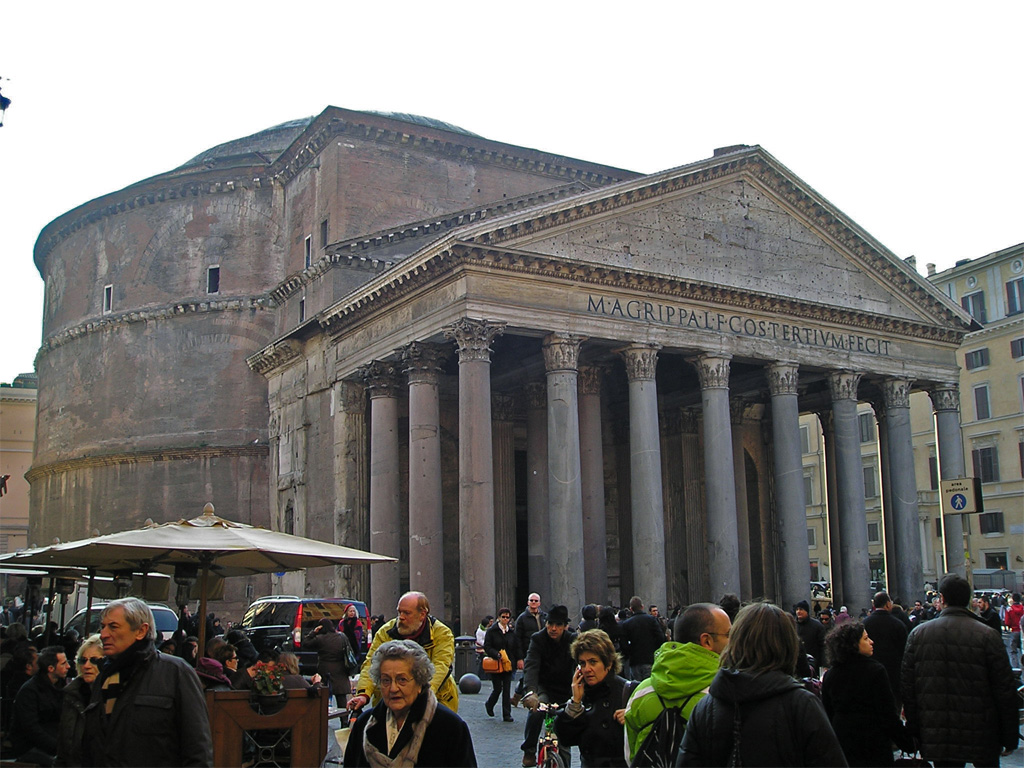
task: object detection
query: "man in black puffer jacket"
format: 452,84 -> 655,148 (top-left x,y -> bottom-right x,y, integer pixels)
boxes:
902,573 -> 1019,766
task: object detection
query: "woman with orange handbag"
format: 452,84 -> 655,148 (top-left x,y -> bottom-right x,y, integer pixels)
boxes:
483,608 -> 519,722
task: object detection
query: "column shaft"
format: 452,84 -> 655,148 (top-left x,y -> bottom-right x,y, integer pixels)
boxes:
579,366 -> 608,605
875,406 -> 897,594
621,344 -> 667,609
361,362 -> 401,616
544,334 -> 586,611
694,354 -> 740,597
445,318 -> 505,630
930,385 -> 967,576
404,343 -> 445,614
829,371 -> 872,615
333,380 -> 368,598
884,378 -> 923,604
524,383 -> 550,598
492,394 -> 517,613
681,410 -> 708,604
818,410 -> 844,602
768,363 -> 811,609
731,400 -> 752,598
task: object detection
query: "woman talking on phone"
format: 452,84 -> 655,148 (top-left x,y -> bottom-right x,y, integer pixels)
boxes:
555,629 -> 629,768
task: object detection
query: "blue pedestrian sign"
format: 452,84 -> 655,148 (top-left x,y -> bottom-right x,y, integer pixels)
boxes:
940,478 -> 981,515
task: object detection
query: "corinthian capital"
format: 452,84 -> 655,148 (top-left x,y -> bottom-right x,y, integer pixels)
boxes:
619,343 -> 661,382
928,383 -> 960,413
577,365 -> 603,396
491,392 -> 517,422
443,318 -> 506,363
339,380 -> 366,413
523,382 -> 546,410
827,370 -> 862,403
882,377 -> 912,410
766,362 -> 800,397
357,360 -> 400,398
402,342 -> 446,385
692,353 -> 731,389
542,333 -> 585,373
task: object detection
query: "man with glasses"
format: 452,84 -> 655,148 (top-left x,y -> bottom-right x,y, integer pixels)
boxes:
10,645 -> 69,766
512,593 -> 546,707
623,603 -> 732,766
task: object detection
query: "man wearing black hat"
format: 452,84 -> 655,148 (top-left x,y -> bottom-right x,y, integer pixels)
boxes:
794,600 -> 826,669
520,605 -> 576,767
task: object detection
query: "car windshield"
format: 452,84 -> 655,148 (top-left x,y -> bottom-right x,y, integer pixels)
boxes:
242,602 -> 297,628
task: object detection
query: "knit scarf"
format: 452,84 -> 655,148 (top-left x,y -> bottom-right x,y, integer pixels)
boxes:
361,688 -> 438,768
98,638 -> 154,715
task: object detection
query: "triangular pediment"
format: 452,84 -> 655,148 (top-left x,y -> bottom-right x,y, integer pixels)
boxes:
447,146 -> 972,333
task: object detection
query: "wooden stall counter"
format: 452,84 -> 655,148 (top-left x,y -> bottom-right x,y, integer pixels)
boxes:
206,687 -> 329,768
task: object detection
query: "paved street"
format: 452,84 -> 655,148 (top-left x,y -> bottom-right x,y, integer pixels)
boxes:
458,687 -> 537,768
329,683 -> 545,767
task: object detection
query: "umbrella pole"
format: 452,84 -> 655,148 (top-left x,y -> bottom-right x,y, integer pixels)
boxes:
45,577 -> 57,645
85,569 -> 95,637
197,562 -> 209,657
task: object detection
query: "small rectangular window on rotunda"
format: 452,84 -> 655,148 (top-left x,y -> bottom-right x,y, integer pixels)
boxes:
207,266 -> 220,294
103,284 -> 113,314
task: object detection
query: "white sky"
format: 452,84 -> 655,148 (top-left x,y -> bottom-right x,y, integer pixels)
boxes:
2,2 -> 1022,385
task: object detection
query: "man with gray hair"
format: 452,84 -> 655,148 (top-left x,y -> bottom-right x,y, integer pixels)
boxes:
82,597 -> 212,767
349,591 -> 458,713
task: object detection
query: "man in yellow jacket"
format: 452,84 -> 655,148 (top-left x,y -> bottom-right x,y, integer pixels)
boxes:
346,591 -> 459,712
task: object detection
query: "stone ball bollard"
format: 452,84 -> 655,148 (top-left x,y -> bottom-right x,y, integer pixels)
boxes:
458,672 -> 482,694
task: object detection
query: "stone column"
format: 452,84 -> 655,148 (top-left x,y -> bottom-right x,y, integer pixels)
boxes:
492,393 -> 517,612
817,409 -> 844,602
681,409 -> 707,604
544,333 -> 587,611
731,399 -> 753,598
620,344 -> 668,610
403,342 -> 445,613
693,354 -> 740,597
578,365 -> 608,605
523,382 -> 550,598
767,362 -> 811,610
929,384 -> 967,576
828,370 -> 872,615
873,403 -> 896,594
883,378 -> 923,604
444,318 -> 505,630
661,407 -> 687,606
333,379 -> 368,598
359,361 -> 402,616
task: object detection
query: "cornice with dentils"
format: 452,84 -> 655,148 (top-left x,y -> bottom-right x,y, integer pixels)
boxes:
34,107 -> 636,272
267,106 -> 637,188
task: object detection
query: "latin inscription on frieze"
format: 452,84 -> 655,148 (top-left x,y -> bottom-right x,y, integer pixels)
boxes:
586,294 -> 892,356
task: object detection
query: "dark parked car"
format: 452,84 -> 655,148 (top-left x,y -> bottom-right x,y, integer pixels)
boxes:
241,595 -> 369,674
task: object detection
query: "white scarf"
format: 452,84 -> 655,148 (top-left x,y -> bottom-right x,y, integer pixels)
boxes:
362,688 -> 438,768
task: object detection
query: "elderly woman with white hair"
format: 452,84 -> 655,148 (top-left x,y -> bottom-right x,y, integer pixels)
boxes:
343,639 -> 476,767
56,633 -> 102,767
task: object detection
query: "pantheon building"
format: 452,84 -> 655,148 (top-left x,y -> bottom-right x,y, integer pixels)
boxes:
29,107 -> 975,626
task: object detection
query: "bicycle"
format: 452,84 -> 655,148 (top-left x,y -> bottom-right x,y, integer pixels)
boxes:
534,701 -> 566,768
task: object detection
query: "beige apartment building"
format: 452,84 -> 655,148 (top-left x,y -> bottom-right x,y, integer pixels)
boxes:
802,243 -> 1024,599
1,372 -> 37,555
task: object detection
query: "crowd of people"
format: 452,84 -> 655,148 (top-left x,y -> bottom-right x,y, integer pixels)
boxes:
0,580 -> 1020,767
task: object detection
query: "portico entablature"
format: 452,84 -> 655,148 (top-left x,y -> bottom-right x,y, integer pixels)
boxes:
249,243 -> 964,387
